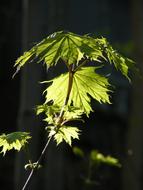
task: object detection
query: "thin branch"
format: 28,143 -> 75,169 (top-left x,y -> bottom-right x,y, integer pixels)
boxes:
22,169 -> 34,190
22,64 -> 75,190
56,64 -> 74,125
21,135 -> 53,190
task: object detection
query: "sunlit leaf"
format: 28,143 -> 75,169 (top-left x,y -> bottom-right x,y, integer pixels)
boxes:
48,126 -> 80,146
0,132 -> 31,156
14,31 -> 136,82
36,104 -> 60,116
13,31 -> 107,73
44,67 -> 111,116
90,150 -> 121,167
63,106 -> 84,121
98,37 -> 137,81
37,104 -> 84,124
36,104 -> 61,125
44,73 -> 68,106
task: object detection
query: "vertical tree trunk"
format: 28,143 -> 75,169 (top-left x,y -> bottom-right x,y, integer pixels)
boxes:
122,0 -> 143,190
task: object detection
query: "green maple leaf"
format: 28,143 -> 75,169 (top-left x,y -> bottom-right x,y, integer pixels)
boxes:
36,104 -> 61,116
36,104 -> 84,125
0,132 -> 31,155
13,31 -> 136,81
48,126 -> 80,146
63,106 -> 84,121
44,67 -> 111,116
13,31 -> 107,73
36,104 -> 61,125
97,37 -> 137,81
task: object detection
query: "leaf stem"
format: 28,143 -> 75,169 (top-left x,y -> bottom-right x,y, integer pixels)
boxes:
56,64 -> 74,125
74,59 -> 89,72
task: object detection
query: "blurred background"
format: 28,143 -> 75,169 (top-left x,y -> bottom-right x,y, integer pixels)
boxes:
0,0 -> 143,190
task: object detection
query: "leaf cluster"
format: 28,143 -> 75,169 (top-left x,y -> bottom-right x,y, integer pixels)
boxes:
73,147 -> 121,167
44,66 -> 111,116
73,146 -> 121,187
0,132 -> 31,155
13,31 -> 135,80
1,31 -> 137,154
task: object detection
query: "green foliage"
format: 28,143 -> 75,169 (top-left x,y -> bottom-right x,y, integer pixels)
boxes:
14,31 -> 134,80
63,106 -> 84,121
14,31 -> 102,71
90,150 -> 121,167
1,30 -> 137,190
44,66 -> 111,116
36,104 -> 83,125
8,30 -> 137,150
0,132 -> 31,155
36,104 -> 61,125
48,126 -> 80,146
73,147 -> 121,187
73,147 -> 121,168
99,38 -> 138,81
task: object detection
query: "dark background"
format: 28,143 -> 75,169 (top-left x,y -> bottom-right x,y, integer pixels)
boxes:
0,0 -> 143,190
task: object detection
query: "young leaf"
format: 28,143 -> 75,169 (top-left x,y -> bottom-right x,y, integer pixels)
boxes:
71,67 -> 111,115
44,73 -> 68,106
63,106 -> 84,121
36,104 -> 61,125
98,37 -> 136,81
48,126 -> 80,146
36,104 -> 61,116
37,104 -> 84,125
0,132 -> 31,156
44,67 -> 112,116
13,31 -> 107,73
13,31 -> 136,82
90,150 -> 121,167
14,31 -> 84,72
